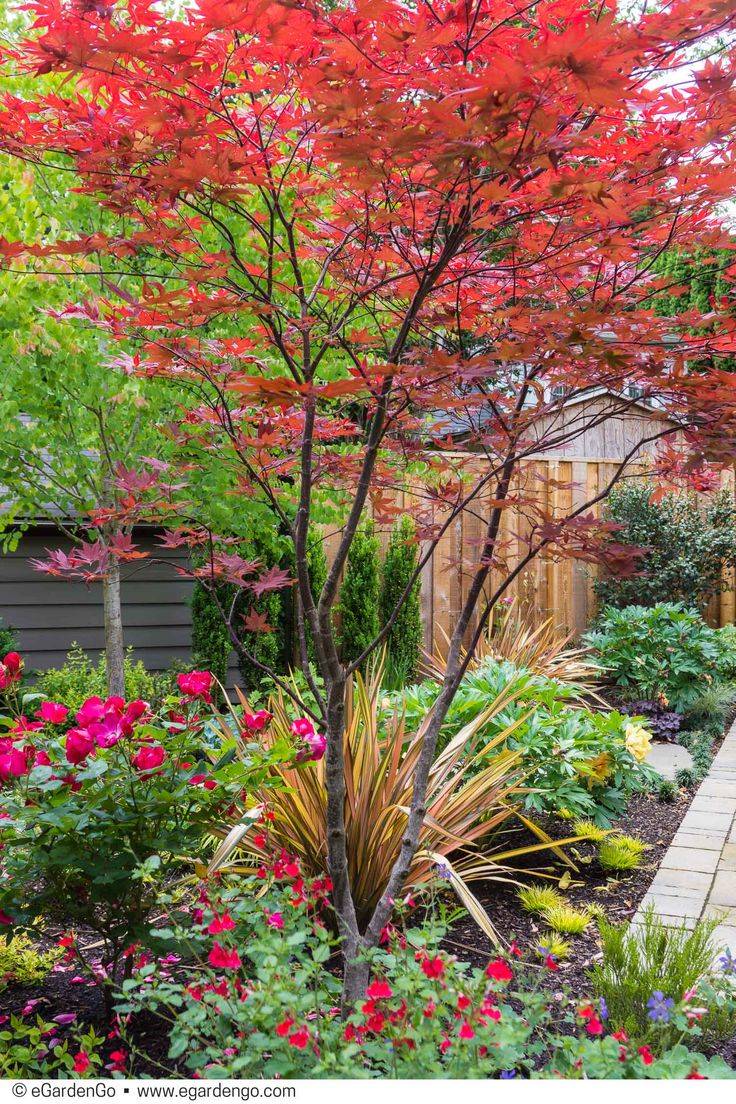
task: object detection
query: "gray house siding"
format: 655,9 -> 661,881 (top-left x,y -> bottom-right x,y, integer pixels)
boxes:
0,526 -> 203,674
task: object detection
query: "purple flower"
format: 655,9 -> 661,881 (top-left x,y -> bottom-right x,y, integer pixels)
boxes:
500,1070 -> 517,1079
53,1013 -> 77,1025
599,997 -> 608,1020
719,948 -> 736,977
435,862 -> 452,881
647,991 -> 674,1023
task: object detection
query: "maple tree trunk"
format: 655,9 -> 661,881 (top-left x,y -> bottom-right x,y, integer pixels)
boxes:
102,558 -> 125,698
323,678 -> 366,1010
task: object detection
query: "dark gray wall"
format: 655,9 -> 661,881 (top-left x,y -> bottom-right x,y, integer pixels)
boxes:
0,526 -> 200,674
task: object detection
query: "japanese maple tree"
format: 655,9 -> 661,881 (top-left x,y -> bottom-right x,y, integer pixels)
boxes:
3,0 -> 736,1002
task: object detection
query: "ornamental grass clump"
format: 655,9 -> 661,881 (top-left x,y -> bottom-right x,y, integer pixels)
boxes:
598,835 -> 646,872
212,666 -> 587,929
589,909 -> 736,1053
544,905 -> 593,935
518,883 -> 567,915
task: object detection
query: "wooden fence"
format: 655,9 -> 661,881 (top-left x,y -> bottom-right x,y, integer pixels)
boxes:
323,457 -> 736,652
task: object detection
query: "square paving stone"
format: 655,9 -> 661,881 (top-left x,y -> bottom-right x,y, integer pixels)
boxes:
678,812 -> 733,835
709,871 -> 736,907
649,868 -> 714,893
660,846 -> 721,873
671,832 -> 724,851
689,796 -> 736,815
640,892 -> 704,919
719,843 -> 736,871
696,781 -> 736,798
657,914 -> 697,930
704,903 -> 736,924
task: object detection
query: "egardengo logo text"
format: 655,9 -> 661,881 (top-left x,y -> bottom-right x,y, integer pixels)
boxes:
6,1086 -> 297,1103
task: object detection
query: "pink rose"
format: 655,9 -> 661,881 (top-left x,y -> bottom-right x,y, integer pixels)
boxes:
0,651 -> 23,691
131,745 -> 166,772
65,728 -> 95,766
125,699 -> 149,722
75,697 -> 106,727
177,670 -> 214,702
37,701 -> 69,725
290,717 -> 314,738
295,730 -> 327,763
0,747 -> 29,781
243,710 -> 272,731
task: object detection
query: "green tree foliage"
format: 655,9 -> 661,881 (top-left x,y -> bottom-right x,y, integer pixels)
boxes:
337,519 -> 380,667
236,589 -> 285,693
0,618 -> 16,657
191,581 -> 234,694
380,515 -> 422,688
596,482 -> 736,610
305,536 -> 328,667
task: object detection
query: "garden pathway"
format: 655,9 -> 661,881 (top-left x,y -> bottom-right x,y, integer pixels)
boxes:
633,719 -> 736,958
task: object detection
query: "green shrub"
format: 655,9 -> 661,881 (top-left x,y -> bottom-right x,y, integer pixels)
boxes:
584,603 -> 720,712
380,515 -> 422,689
117,872 -> 735,1080
394,658 -> 655,825
0,934 -> 60,990
675,766 -> 701,790
37,644 -> 157,712
0,1015 -> 105,1078
191,580 -> 234,692
236,588 -> 285,692
657,779 -> 678,804
302,535 -> 328,667
595,483 -> 736,610
338,518 -> 380,667
715,623 -> 736,681
0,687 -> 282,1010
0,618 -> 17,658
589,909 -> 735,1052
683,682 -> 736,733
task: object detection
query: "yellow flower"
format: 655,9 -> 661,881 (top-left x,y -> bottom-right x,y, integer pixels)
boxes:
625,722 -> 652,762
579,752 -> 613,786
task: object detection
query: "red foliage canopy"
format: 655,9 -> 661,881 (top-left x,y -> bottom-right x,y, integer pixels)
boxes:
3,0 -> 736,601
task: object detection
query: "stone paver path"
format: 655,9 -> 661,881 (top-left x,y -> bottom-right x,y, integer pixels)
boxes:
634,720 -> 736,957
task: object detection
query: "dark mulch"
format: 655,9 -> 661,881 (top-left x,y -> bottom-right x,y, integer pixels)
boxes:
443,790 -> 691,993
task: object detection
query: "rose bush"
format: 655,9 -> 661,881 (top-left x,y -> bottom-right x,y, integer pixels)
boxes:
0,661 -> 319,1008
116,862 -> 736,1080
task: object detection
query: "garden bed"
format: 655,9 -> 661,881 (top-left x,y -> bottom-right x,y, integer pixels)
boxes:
0,784 -> 718,1076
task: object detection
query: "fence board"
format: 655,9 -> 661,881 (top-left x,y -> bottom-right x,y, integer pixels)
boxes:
348,457 -> 736,643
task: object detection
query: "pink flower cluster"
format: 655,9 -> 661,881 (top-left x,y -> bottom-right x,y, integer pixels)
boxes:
177,670 -> 214,703
291,717 -> 326,763
65,696 -> 151,765
0,651 -> 22,691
